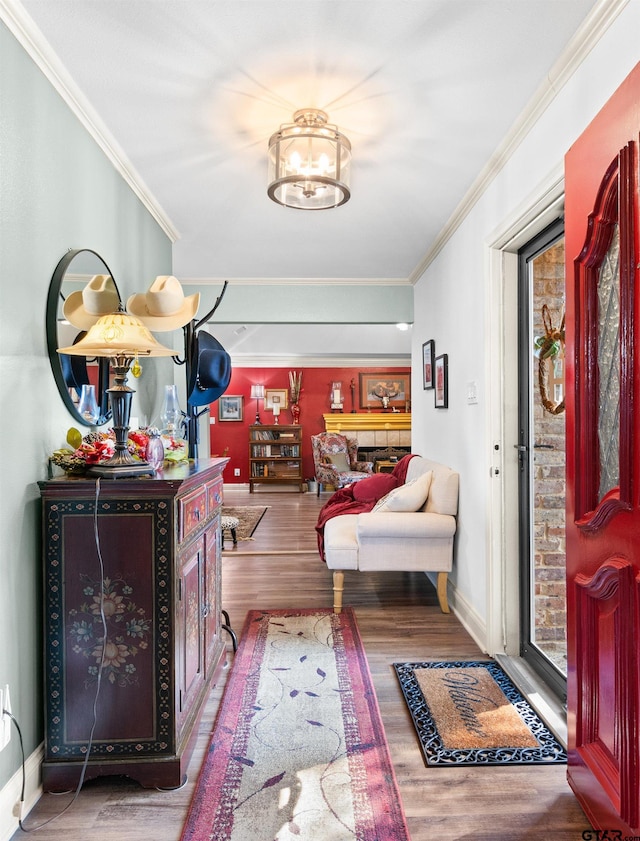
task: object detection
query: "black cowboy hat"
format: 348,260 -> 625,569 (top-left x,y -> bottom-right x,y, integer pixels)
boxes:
60,352 -> 91,392
187,330 -> 232,407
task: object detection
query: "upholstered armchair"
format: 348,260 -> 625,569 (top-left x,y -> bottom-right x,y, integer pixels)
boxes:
311,432 -> 374,495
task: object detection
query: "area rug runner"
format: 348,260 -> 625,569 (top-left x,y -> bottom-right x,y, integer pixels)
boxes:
394,660 -> 567,767
221,506 -> 268,541
181,608 -> 409,841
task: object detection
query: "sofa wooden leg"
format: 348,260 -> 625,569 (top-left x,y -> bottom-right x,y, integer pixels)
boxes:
333,571 -> 344,614
437,572 -> 450,613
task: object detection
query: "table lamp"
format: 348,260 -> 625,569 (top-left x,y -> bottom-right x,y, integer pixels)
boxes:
250,384 -> 265,424
57,309 -> 175,478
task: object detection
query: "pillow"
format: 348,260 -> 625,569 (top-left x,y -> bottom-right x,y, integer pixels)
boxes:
325,452 -> 351,472
372,470 -> 433,513
352,473 -> 399,502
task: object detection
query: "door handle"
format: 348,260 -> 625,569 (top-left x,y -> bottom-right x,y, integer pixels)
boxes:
513,444 -> 527,470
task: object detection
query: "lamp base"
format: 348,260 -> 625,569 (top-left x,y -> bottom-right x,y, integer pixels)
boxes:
88,461 -> 155,479
88,450 -> 155,479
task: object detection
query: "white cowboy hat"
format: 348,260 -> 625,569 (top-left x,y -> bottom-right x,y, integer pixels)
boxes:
62,275 -> 120,330
127,276 -> 200,331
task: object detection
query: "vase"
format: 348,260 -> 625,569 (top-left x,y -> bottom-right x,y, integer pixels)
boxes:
77,384 -> 99,425
146,430 -> 165,472
291,403 -> 300,425
160,384 -> 184,438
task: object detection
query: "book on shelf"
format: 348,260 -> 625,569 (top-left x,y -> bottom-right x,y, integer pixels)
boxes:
252,429 -> 276,440
251,444 -> 273,457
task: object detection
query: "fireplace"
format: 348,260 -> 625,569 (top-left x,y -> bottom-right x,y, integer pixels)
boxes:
322,413 -> 411,464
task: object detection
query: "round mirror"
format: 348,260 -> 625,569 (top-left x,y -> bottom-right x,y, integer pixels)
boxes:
46,249 -> 121,427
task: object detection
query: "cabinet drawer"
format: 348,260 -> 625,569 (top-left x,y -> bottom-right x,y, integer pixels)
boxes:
179,487 -> 207,541
206,477 -> 223,513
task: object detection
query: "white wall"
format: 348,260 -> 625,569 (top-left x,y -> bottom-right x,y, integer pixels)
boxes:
411,1 -> 640,648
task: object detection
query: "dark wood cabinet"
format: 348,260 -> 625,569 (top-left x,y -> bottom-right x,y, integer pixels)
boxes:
38,458 -> 228,790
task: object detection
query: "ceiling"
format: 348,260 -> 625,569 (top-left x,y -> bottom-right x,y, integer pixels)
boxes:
7,0 -> 599,360
13,0 -> 596,285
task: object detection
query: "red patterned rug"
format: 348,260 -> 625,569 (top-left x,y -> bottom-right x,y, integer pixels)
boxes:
181,608 -> 409,841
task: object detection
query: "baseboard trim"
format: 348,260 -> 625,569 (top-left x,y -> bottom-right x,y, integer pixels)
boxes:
0,743 -> 43,841
426,572 -> 488,654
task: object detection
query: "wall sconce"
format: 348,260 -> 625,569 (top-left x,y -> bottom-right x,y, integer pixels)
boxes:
330,381 -> 343,413
250,384 -> 265,424
57,309 -> 175,477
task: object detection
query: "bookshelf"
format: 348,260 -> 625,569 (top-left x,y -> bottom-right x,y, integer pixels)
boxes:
249,424 -> 303,492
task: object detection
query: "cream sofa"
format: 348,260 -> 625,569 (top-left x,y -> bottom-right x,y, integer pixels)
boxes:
323,456 -> 459,613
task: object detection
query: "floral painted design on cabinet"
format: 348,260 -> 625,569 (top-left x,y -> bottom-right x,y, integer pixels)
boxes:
68,575 -> 151,687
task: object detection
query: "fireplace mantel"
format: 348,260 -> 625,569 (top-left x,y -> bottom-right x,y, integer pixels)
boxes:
323,413 -> 411,433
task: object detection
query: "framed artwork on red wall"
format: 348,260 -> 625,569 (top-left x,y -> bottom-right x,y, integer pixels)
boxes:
265,389 -> 288,409
359,373 -> 410,410
219,395 -> 243,421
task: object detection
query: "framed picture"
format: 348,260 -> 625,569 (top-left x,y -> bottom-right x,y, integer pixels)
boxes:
264,389 -> 288,410
434,354 -> 448,409
218,395 -> 243,421
422,340 -> 435,389
359,372 -> 410,410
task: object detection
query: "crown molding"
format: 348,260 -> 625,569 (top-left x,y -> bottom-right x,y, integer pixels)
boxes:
408,0 -> 629,284
1,0 -> 180,243
180,277 -> 411,287
229,354 -> 411,368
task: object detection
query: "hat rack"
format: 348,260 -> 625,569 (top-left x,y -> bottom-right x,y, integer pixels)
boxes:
46,248 -> 231,462
173,281 -> 229,459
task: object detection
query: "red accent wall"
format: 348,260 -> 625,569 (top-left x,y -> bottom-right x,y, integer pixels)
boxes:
210,365 -> 410,483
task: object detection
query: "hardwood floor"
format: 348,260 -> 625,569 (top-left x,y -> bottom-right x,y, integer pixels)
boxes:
14,486 -> 590,840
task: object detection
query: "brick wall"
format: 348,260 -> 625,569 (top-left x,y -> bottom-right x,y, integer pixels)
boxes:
531,242 -> 566,670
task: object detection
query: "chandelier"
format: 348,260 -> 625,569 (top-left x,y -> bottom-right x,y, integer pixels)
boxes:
267,109 -> 351,210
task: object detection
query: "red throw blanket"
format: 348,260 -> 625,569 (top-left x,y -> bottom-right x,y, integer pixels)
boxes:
315,454 -> 417,561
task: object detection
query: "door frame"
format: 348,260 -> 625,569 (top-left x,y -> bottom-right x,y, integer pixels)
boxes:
485,171 -> 565,661
516,217 -> 566,700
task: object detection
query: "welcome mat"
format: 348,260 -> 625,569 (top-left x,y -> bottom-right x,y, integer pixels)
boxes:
394,660 -> 567,767
221,506 -> 268,542
181,608 -> 409,841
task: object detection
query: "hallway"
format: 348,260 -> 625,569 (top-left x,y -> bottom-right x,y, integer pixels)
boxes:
14,486 -> 589,840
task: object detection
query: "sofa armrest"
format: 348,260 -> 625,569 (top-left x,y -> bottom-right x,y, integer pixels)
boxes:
357,511 -> 456,540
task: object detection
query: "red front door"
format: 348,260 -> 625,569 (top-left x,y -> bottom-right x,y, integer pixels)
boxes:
565,61 -> 640,834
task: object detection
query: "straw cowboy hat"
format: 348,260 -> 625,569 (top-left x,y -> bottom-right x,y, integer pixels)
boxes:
127,276 -> 200,331
62,275 -> 120,330
187,330 -> 232,407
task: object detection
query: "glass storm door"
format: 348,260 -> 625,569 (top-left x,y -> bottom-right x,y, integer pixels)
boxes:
564,61 -> 640,834
517,220 -> 567,701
